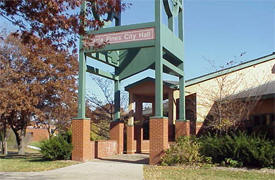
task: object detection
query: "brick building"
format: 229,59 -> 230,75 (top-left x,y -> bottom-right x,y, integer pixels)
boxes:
124,53 -> 275,154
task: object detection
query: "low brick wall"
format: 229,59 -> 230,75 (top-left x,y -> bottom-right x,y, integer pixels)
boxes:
95,140 -> 118,158
26,128 -> 49,142
141,140 -> 149,153
91,141 -> 95,159
133,140 -> 137,151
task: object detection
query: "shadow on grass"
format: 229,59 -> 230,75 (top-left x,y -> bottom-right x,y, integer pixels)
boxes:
0,151 -> 45,161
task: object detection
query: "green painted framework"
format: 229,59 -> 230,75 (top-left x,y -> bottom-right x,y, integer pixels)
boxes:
77,0 -> 186,122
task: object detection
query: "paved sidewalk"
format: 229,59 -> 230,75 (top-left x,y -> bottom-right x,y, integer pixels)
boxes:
0,154 -> 148,180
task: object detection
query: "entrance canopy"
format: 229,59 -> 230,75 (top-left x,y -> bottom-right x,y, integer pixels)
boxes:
125,77 -> 178,100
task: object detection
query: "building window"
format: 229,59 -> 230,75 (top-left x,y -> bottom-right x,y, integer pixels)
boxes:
272,64 -> 275,74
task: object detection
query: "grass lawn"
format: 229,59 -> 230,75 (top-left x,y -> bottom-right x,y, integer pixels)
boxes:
29,141 -> 43,148
0,149 -> 79,172
144,165 -> 275,180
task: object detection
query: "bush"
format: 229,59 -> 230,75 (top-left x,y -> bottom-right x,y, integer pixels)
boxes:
61,130 -> 72,144
221,158 -> 243,168
40,135 -> 73,160
161,136 -> 211,166
199,132 -> 275,168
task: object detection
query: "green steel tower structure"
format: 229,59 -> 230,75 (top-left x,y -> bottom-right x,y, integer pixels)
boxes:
73,0 -> 185,163
77,0 -> 185,121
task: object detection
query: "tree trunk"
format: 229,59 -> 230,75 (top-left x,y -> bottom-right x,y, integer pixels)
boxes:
1,122 -> 8,155
14,130 -> 25,155
18,138 -> 25,155
2,137 -> 8,155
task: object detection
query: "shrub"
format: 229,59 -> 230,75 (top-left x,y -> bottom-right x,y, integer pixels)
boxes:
61,130 -> 72,144
199,132 -> 275,168
161,136 -> 211,166
221,158 -> 243,168
40,135 -> 73,160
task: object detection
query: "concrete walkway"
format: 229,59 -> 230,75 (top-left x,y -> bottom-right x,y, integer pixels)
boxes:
0,154 -> 148,180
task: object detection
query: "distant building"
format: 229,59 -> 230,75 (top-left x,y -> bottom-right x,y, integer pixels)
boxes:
26,122 -> 56,142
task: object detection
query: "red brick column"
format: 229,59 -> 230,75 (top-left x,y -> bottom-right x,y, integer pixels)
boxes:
136,125 -> 143,153
126,125 -> 135,154
149,117 -> 168,165
175,121 -> 190,139
72,119 -> 92,161
110,121 -> 124,154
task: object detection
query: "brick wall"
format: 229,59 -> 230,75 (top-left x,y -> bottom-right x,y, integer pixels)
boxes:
141,140 -> 149,153
133,140 -> 137,151
95,140 -> 118,158
26,128 -> 49,142
110,121 -> 124,154
91,141 -> 95,159
126,125 -> 135,154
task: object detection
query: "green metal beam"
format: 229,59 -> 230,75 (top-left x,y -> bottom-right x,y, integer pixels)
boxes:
118,47 -> 155,80
114,79 -> 120,121
86,65 -> 118,80
168,15 -> 173,31
162,59 -> 184,76
161,25 -> 184,62
88,22 -> 155,35
178,8 -> 183,41
86,52 -> 119,67
77,1 -> 87,119
178,63 -> 186,121
154,0 -> 163,118
178,0 -> 183,9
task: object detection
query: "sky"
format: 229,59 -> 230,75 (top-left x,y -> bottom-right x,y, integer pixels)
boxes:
1,0 -> 275,102
118,0 -> 275,81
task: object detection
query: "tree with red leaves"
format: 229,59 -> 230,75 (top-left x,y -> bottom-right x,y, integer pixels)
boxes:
0,0 -> 126,51
0,33 -> 78,154
0,0 -> 127,154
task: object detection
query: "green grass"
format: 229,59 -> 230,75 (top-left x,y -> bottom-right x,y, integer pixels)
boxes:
0,149 -> 79,172
29,141 -> 43,148
144,166 -> 275,180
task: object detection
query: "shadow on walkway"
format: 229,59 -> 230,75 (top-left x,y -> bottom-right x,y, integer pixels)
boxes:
98,153 -> 149,164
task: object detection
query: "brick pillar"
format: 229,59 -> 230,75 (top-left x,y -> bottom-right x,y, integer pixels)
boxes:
110,121 -> 124,154
72,119 -> 92,161
127,125 -> 135,154
136,125 -> 143,153
149,117 -> 168,165
175,120 -> 190,139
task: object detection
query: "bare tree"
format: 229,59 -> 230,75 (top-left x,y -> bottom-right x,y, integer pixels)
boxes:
86,75 -> 128,139
196,57 -> 273,134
